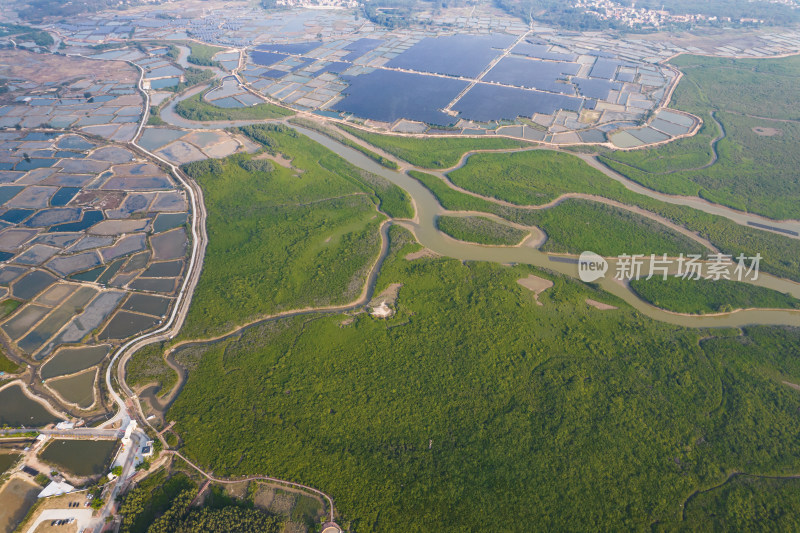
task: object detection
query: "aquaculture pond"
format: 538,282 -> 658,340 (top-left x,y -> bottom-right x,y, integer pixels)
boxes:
38,439 -> 117,477
386,34 -> 514,78
0,383 -> 59,427
335,70 -> 466,126
0,452 -> 20,475
120,293 -> 172,317
484,57 -> 580,93
40,345 -> 110,380
453,84 -> 584,122
48,368 -> 96,409
0,477 -> 39,533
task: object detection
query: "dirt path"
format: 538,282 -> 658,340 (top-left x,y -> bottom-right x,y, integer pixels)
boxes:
167,450 -> 338,523
137,218 -> 393,420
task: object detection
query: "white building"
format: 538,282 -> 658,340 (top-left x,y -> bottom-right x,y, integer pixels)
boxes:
38,481 -> 75,499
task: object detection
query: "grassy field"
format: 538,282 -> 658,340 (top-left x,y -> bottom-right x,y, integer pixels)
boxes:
339,125 -> 533,169
178,125 -> 393,339
167,226 -> 800,532
0,351 -> 18,374
436,215 -> 528,245
669,54 -> 800,119
630,276 -> 800,314
175,93 -> 293,122
599,54 -> 800,219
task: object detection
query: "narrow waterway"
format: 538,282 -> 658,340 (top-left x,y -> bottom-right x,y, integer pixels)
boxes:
149,87 -> 800,328
293,125 -> 800,329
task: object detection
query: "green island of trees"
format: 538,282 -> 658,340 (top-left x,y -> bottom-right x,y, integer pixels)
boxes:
156,67 -> 215,94
630,276 -> 800,314
436,215 -> 529,246
165,226 -> 800,531
533,199 -> 709,257
185,42 -> 225,68
447,148 -> 622,206
338,124 -> 533,169
174,93 -> 293,122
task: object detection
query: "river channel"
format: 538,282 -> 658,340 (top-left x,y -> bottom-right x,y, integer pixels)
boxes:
153,84 -> 800,328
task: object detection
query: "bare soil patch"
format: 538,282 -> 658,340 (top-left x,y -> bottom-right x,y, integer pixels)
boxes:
516,274 -> 554,306
0,50 -> 136,102
369,283 -> 402,307
586,298 -> 618,310
752,126 -> 782,137
404,248 -> 439,261
255,152 -> 294,168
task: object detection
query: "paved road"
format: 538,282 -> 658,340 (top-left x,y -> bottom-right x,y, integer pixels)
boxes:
25,509 -> 93,533
168,451 -> 338,523
0,428 -> 121,438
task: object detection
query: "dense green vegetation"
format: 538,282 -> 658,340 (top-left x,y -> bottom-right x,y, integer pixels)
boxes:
119,470 -> 196,533
0,23 -> 54,46
178,125 -> 393,338
249,124 -> 412,219
0,353 -> 18,374
671,475 -> 800,532
185,42 -> 225,68
339,125 -> 532,169
120,468 -> 281,533
669,54 -> 800,120
603,112 -> 800,219
125,343 -> 177,398
146,106 -> 166,126
448,149 -> 618,205
168,226 -> 800,531
601,55 -> 800,219
289,118 -> 399,169
532,200 -> 709,257
436,215 -> 529,246
174,93 -> 292,121
408,147 -> 800,284
630,276 -> 800,314
159,504 -> 281,533
413,172 -> 707,257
